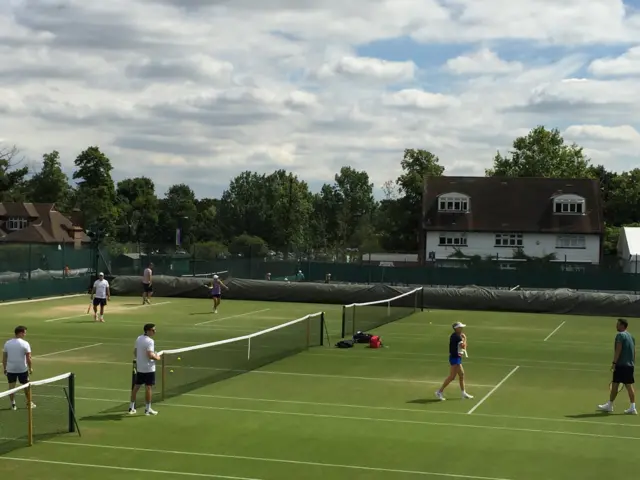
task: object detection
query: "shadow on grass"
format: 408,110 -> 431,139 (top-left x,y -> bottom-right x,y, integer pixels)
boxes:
406,398 -> 442,405
565,412 -> 619,419
81,412 -> 137,422
189,312 -> 213,316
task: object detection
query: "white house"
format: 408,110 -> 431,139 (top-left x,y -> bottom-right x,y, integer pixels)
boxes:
617,227 -> 640,273
421,176 -> 604,270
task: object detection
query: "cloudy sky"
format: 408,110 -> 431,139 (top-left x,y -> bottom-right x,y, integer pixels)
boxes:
2,0 -> 640,199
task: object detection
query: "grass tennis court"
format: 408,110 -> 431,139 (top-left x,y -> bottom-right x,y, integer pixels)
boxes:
0,293 -> 638,479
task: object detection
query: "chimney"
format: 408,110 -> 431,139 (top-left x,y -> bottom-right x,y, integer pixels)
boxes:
71,226 -> 84,250
70,208 -> 85,229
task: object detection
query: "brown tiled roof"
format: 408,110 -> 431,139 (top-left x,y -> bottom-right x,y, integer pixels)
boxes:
0,203 -> 91,244
422,176 -> 603,234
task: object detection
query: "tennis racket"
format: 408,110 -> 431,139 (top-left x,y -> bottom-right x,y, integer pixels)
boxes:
131,360 -> 137,389
610,381 -> 625,393
86,301 -> 92,314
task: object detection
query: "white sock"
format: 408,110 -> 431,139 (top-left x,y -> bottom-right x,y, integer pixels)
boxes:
631,403 -> 636,409
129,402 -> 135,409
146,403 -> 151,411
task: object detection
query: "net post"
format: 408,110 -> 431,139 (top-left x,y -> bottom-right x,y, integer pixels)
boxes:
420,286 -> 424,312
247,337 -> 251,360
68,373 -> 76,433
161,354 -> 166,401
351,305 -> 356,336
306,314 -> 310,347
341,306 -> 346,338
320,312 -> 325,346
26,385 -> 33,447
387,301 -> 391,317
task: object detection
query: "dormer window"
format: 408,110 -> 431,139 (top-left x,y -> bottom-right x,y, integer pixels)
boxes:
7,217 -> 28,230
553,194 -> 585,215
438,192 -> 469,212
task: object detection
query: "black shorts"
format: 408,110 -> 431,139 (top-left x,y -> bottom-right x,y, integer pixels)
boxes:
93,297 -> 107,307
143,283 -> 153,293
613,365 -> 635,385
135,371 -> 156,386
6,371 -> 29,385
211,293 -> 221,299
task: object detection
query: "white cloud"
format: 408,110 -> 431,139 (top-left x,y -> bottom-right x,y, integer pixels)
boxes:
589,46 -> 640,76
446,48 -> 523,75
315,56 -> 416,82
563,125 -> 640,143
1,0 -> 640,198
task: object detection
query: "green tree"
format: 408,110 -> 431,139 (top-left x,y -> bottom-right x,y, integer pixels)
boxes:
228,234 -> 268,257
26,151 -> 72,211
332,166 -> 377,248
263,170 -> 313,254
192,198 -> 220,242
72,146 -> 118,234
378,149 -> 445,252
0,145 -> 29,202
486,126 -> 594,178
155,184 -> 198,249
116,177 -> 159,245
217,171 -> 272,242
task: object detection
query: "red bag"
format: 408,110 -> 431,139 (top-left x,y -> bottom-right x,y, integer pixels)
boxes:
369,335 -> 381,349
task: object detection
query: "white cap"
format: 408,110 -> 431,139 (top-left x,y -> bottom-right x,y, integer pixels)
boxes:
452,322 -> 466,329
98,272 -> 104,276
213,274 -> 219,279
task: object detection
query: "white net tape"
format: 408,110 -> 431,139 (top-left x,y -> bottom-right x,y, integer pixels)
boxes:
160,312 -> 323,356
0,372 -> 72,399
344,287 -> 422,308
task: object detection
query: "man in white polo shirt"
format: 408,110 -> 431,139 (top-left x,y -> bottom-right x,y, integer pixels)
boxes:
142,263 -> 154,305
2,325 -> 35,410
91,272 -> 110,322
129,323 -> 161,416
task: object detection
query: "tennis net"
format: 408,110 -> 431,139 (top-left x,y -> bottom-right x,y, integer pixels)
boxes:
341,287 -> 423,338
159,312 -> 327,400
0,372 -> 77,454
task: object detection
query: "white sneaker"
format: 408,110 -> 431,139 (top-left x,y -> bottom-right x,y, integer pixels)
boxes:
145,408 -> 158,416
462,392 -> 474,399
128,408 -> 136,414
27,402 -> 36,409
11,404 -> 16,411
434,390 -> 445,401
625,407 -> 637,415
597,403 -> 613,413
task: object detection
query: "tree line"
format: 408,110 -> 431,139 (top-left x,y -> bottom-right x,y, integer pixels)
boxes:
0,126 -> 636,260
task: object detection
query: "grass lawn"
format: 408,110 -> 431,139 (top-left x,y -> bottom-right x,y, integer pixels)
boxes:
0,293 -> 638,479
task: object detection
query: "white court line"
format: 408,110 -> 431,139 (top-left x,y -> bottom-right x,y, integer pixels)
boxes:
44,301 -> 172,323
77,385 -> 640,429
467,366 -> 520,415
0,293 -> 85,306
67,396 -> 640,441
544,321 -> 566,342
0,457 -> 260,480
35,357 -> 495,387
26,439 -> 516,480
37,343 -> 102,358
195,308 -> 270,326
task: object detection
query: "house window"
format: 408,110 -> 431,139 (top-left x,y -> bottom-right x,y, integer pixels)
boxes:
495,233 -> 523,247
554,198 -> 585,214
438,232 -> 468,246
438,194 -> 469,212
6,217 -> 28,231
556,235 -> 586,249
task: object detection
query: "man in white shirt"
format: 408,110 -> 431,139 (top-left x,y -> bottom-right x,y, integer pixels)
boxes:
142,263 -> 154,305
129,323 -> 161,416
2,325 -> 35,410
91,272 -> 110,322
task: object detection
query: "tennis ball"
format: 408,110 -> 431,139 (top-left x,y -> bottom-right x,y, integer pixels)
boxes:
170,369 -> 174,373
177,357 -> 181,361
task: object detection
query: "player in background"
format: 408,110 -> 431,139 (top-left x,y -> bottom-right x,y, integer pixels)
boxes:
598,318 -> 636,414
142,263 -> 154,305
129,323 -> 161,416
2,326 -> 35,410
435,322 -> 474,401
207,274 -> 229,313
91,272 -> 110,322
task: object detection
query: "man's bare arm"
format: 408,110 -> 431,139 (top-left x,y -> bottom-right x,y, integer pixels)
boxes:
613,342 -> 622,364
26,352 -> 32,372
2,351 -> 7,372
147,349 -> 161,361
